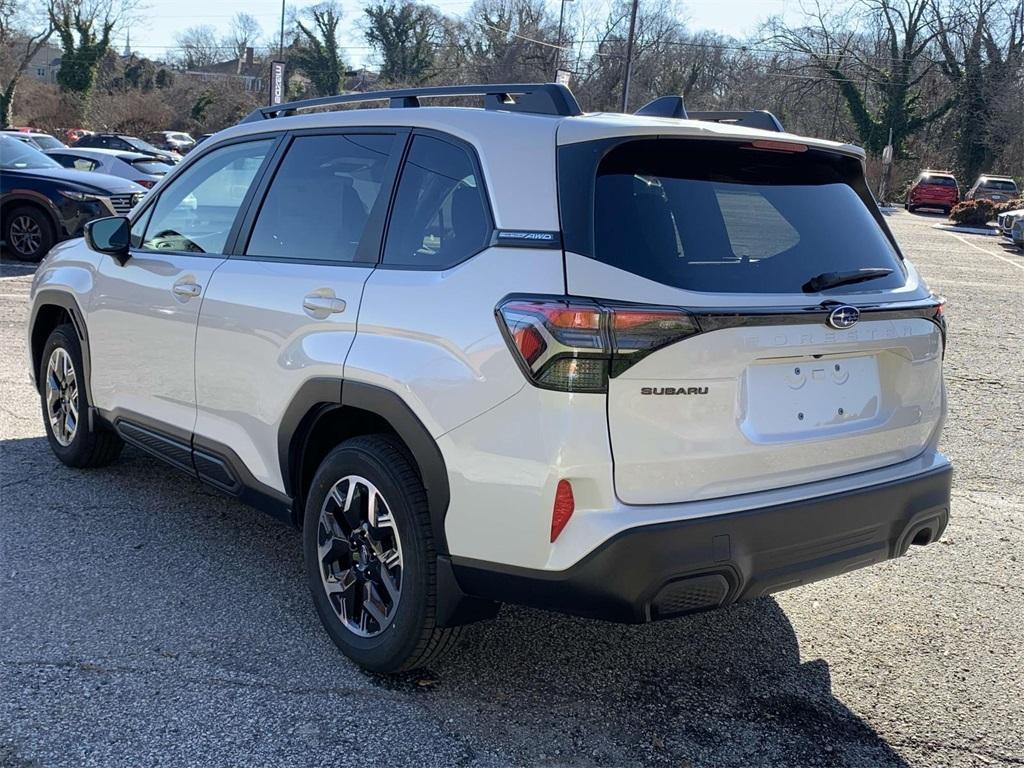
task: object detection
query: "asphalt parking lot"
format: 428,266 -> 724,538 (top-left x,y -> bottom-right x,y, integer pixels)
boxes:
1,211 -> 1022,768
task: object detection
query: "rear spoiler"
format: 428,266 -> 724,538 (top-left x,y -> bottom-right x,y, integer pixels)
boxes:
635,96 -> 785,133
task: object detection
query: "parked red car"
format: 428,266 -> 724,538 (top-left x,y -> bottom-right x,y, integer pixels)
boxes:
906,170 -> 960,213
65,128 -> 93,143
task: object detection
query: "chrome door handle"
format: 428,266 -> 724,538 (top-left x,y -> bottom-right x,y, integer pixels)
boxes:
303,295 -> 347,316
172,282 -> 201,298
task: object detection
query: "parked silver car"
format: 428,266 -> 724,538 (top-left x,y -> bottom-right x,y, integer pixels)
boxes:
0,130 -> 65,150
45,147 -> 175,189
996,207 -> 1024,239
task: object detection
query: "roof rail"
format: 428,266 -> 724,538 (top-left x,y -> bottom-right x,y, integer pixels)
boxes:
241,83 -> 583,123
686,110 -> 785,132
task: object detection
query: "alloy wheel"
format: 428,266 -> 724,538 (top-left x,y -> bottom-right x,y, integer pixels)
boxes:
317,475 -> 404,638
9,215 -> 42,256
45,347 -> 79,446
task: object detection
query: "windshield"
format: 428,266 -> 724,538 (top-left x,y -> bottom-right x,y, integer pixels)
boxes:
0,135 -> 62,170
124,137 -> 165,154
30,134 -> 64,150
563,137 -> 905,295
921,175 -> 956,187
131,158 -> 173,175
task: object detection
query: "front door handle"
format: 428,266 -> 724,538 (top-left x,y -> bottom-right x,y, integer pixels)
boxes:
303,295 -> 347,317
172,282 -> 201,299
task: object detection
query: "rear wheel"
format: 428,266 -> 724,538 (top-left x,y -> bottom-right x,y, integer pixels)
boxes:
907,204 -> 917,213
39,325 -> 123,467
303,434 -> 461,673
5,206 -> 55,262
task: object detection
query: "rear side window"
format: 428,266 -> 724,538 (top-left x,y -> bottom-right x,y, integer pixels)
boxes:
566,138 -> 905,295
245,133 -> 395,263
51,154 -> 97,172
383,135 -> 490,268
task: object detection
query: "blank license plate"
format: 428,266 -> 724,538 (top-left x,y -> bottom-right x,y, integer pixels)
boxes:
745,356 -> 881,437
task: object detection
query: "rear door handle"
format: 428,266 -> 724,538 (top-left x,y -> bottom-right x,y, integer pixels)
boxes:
172,282 -> 201,299
302,295 -> 347,317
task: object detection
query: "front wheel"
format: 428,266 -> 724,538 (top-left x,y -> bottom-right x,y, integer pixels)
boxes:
5,206 -> 55,262
39,325 -> 123,467
303,435 -> 461,673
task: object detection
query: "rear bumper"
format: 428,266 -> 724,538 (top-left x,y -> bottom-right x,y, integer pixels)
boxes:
447,463 -> 952,623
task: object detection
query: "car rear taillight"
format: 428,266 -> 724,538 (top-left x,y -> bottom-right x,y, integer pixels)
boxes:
497,296 -> 701,392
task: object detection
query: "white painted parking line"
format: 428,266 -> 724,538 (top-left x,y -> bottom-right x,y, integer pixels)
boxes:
949,233 -> 1024,272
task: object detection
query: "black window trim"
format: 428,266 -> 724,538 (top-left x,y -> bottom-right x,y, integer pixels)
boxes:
229,125 -> 411,268
126,131 -> 286,261
375,127 -> 496,272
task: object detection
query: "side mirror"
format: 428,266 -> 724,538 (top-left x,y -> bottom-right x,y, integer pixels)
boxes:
84,216 -> 130,264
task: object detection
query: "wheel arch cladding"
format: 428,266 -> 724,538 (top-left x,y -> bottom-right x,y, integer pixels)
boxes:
29,292 -> 89,396
282,379 -> 452,553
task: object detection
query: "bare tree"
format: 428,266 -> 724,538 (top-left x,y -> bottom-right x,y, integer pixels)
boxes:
0,0 -> 54,127
934,0 -> 1024,180
226,11 -> 261,68
364,0 -> 442,85
48,0 -> 132,99
174,25 -> 221,69
769,0 -> 955,195
291,1 -> 346,95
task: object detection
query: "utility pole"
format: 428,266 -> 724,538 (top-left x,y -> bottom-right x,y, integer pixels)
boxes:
555,0 -> 574,80
620,0 -> 639,112
279,0 -> 286,60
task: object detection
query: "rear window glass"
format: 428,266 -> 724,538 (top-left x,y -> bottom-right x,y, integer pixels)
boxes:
979,179 -> 1017,192
920,175 -> 956,186
131,158 -> 173,175
581,139 -> 904,295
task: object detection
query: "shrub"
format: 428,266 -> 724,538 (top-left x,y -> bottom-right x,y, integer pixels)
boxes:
949,199 -> 996,226
993,198 -> 1024,216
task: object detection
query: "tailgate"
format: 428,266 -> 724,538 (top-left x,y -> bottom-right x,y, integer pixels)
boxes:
608,316 -> 943,504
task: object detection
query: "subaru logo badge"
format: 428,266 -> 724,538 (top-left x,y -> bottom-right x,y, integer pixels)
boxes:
827,305 -> 860,329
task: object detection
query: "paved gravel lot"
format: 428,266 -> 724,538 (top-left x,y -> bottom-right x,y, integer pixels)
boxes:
1,211 -> 1022,768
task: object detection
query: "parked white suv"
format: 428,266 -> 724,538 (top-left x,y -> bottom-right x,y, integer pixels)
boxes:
27,84 -> 952,673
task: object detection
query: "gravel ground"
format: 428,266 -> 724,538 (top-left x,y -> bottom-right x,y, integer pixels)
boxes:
1,210 -> 1022,768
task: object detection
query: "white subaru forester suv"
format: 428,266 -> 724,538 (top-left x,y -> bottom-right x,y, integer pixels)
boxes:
27,84 -> 952,673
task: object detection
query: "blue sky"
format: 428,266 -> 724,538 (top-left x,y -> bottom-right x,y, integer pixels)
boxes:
126,0 -> 794,67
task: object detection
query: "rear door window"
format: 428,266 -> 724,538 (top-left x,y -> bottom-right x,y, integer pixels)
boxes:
568,138 -> 905,295
244,132 -> 397,264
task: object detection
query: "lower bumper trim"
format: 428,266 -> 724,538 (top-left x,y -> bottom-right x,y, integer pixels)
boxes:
450,464 -> 952,623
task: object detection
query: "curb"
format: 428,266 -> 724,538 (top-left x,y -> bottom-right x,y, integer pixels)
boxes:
931,223 -> 999,236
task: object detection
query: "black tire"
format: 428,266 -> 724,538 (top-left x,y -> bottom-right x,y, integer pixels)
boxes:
907,204 -> 917,213
39,324 -> 123,467
303,434 -> 461,673
4,205 -> 56,262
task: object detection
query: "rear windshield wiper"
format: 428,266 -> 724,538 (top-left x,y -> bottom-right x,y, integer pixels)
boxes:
802,268 -> 893,293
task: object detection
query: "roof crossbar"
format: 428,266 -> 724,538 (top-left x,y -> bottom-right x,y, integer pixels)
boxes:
242,83 -> 583,123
